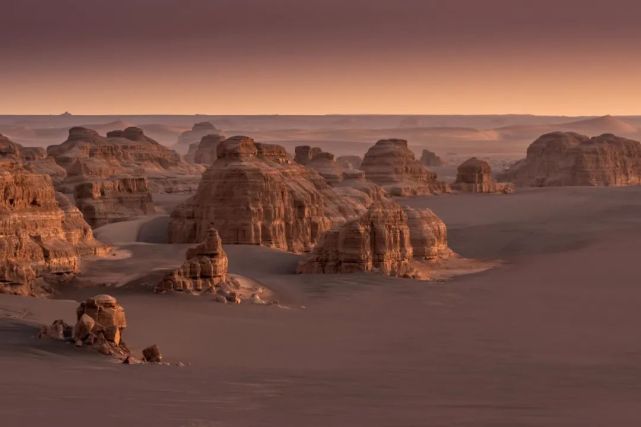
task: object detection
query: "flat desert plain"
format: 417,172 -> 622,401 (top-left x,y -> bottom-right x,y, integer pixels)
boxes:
2,187 -> 641,426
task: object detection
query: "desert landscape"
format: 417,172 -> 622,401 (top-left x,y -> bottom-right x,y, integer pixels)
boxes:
4,1 -> 641,426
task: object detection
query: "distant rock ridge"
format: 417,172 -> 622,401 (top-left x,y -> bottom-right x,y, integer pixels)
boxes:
361,139 -> 449,196
453,157 -> 514,193
185,134 -> 226,165
420,149 -> 444,167
169,136 -> 374,252
499,132 -> 641,186
294,145 -> 345,185
297,200 -> 452,278
175,121 -> 224,155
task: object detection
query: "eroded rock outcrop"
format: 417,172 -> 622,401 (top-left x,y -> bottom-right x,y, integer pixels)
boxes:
185,134 -> 226,165
48,126 -> 204,194
297,200 -> 452,278
175,122 -> 223,155
336,155 -> 362,170
500,132 -> 641,187
420,149 -> 444,167
361,139 -> 449,196
74,177 -> 155,227
294,145 -> 344,185
157,227 -> 274,304
0,166 -> 107,296
169,136 -> 365,252
453,157 -> 514,193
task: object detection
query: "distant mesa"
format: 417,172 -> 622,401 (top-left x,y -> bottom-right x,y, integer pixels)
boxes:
294,145 -> 345,185
453,157 -> 514,194
185,133 -> 226,165
360,139 -> 449,196
500,132 -> 641,187
175,121 -> 224,155
420,149 -> 444,167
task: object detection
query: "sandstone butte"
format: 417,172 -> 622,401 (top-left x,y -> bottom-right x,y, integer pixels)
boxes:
294,145 -> 345,185
336,155 -> 362,170
360,139 -> 449,196
175,121 -> 224,155
169,136 -> 378,252
157,227 -> 274,304
453,157 -> 514,194
420,149 -> 444,167
500,132 -> 641,187
46,126 -> 204,226
297,199 -> 452,278
0,135 -> 108,295
185,133 -> 226,165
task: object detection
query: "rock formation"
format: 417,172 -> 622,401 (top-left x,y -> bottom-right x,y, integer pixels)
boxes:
0,133 -> 66,183
361,139 -> 449,196
74,177 -> 156,227
500,132 -> 641,187
0,164 -> 107,296
169,136 -> 366,252
48,126 -> 204,194
297,200 -> 452,278
175,122 -> 223,155
420,149 -> 444,167
185,134 -> 226,165
336,155 -> 362,170
453,157 -> 514,193
157,227 -> 275,304
294,145 -> 344,185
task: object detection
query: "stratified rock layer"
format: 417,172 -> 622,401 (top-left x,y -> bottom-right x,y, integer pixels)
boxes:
298,200 -> 452,278
294,145 -> 344,185
361,139 -> 448,196
74,177 -> 155,227
500,132 -> 641,186
336,155 -> 362,170
169,136 -> 364,252
0,166 -> 107,295
453,157 -> 514,193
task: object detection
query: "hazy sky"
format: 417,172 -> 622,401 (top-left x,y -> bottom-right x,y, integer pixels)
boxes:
2,0 -> 641,115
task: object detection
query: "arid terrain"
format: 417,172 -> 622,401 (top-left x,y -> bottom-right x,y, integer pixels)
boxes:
3,114 -> 641,426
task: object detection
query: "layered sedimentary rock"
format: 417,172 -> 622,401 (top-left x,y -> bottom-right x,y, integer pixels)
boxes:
185,134 -> 226,165
0,166 -> 107,295
453,157 -> 514,193
420,149 -> 444,167
298,200 -> 452,277
175,122 -> 223,155
361,139 -> 449,196
169,136 -> 366,252
294,145 -> 344,185
336,155 -> 362,170
157,227 -> 274,304
500,132 -> 641,187
74,177 -> 155,227
48,126 -> 204,194
0,134 -> 67,182
334,170 -> 387,215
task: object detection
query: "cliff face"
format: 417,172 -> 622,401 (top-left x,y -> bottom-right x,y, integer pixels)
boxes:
185,134 -> 226,165
453,157 -> 514,193
297,200 -> 452,278
294,145 -> 344,185
48,127 -> 204,194
74,177 -> 155,227
420,149 -> 444,167
175,122 -> 223,155
0,167 -> 107,296
169,136 -> 366,252
500,132 -> 641,187
361,139 -> 449,196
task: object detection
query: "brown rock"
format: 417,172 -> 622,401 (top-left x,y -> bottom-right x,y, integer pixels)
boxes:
420,149 -> 444,167
361,139 -> 449,196
336,155 -> 362,170
298,200 -> 453,278
294,145 -> 344,185
453,157 -> 514,193
185,134 -> 226,165
169,136 -> 364,252
499,132 -> 641,187
175,122 -> 223,155
142,344 -> 162,363
76,294 -> 127,345
73,313 -> 96,341
156,227 -> 230,293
